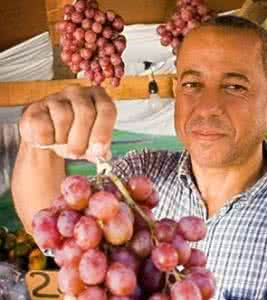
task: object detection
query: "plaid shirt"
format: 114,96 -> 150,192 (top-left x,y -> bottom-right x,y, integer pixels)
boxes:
112,147 -> 267,300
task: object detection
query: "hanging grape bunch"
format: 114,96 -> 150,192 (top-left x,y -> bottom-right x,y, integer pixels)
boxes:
32,173 -> 216,300
56,0 -> 127,87
157,0 -> 215,54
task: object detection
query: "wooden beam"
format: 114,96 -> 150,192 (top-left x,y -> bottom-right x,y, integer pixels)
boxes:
0,75 -> 175,107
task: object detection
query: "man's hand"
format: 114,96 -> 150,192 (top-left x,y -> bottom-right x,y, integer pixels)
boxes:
12,85 -> 116,233
19,85 -> 117,161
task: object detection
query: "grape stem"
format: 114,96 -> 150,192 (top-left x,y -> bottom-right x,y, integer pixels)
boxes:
108,173 -> 155,232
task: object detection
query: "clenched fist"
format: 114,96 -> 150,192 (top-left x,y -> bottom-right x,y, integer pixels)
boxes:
19,85 -> 117,161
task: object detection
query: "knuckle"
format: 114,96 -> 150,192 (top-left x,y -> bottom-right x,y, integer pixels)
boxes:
68,144 -> 86,156
64,84 -> 82,95
99,102 -> 117,118
77,102 -> 96,121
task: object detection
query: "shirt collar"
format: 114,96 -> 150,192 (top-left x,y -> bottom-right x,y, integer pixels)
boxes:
177,141 -> 267,204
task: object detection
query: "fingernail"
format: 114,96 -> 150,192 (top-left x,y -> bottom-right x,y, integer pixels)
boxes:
88,143 -> 105,157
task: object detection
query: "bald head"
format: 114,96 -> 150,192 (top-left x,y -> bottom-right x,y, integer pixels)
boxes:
176,16 -> 267,77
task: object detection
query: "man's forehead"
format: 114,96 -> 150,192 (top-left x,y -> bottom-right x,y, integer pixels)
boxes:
176,25 -> 263,71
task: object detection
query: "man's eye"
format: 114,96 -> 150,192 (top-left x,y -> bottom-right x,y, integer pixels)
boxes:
224,84 -> 248,93
181,82 -> 201,89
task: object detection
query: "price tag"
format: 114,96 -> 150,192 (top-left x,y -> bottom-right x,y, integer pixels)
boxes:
25,271 -> 63,300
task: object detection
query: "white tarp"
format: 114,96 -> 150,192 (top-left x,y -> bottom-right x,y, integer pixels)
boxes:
0,32 -> 54,81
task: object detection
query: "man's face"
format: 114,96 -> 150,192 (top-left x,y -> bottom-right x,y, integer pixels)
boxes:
175,26 -> 267,168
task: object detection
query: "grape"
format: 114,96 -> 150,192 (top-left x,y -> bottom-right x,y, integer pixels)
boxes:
94,10 -> 106,24
75,0 -> 87,13
58,265 -> 84,296
186,271 -> 215,300
52,194 -> 69,212
111,247 -> 140,273
145,190 -> 159,209
172,234 -> 191,266
112,16 -> 124,32
113,39 -> 126,53
82,18 -> 93,30
79,248 -> 107,285
171,279 -> 202,300
111,54 -> 122,66
152,243 -> 179,272
85,8 -> 95,19
127,176 -> 154,202
85,30 -> 97,43
106,10 -> 116,22
61,176 -> 92,211
78,286 -> 107,300
89,0 -> 99,9
185,248 -> 207,268
80,48 -> 93,60
119,202 -> 135,224
74,216 -> 102,250
94,71 -> 105,85
66,22 -> 77,33
154,219 -> 177,243
140,258 -> 165,293
56,21 -> 68,33
71,12 -> 84,24
129,229 -> 152,258
149,293 -> 170,300
103,206 -> 133,245
55,238 -> 83,267
97,37 -> 108,48
102,65 -> 114,78
102,179 -> 122,200
197,4 -> 209,16
32,209 -> 61,249
57,210 -> 80,238
102,26 -> 113,39
72,53 -> 83,64
134,206 -> 154,231
177,216 -> 207,241
109,297 -> 131,300
104,43 -> 116,56
88,191 -> 120,222
64,4 -> 75,15
92,22 -> 103,33
74,28 -> 85,41
156,25 -> 166,35
111,77 -> 121,87
106,262 -> 137,296
61,50 -> 73,64
160,33 -> 173,47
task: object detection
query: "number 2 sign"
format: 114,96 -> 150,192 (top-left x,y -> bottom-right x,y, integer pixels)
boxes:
25,271 -> 63,300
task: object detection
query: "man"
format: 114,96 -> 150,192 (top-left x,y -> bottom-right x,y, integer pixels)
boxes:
12,16 -> 267,299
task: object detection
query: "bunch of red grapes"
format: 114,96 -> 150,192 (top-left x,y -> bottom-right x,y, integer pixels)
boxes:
157,0 -> 215,53
56,0 -> 127,87
32,174 -> 215,300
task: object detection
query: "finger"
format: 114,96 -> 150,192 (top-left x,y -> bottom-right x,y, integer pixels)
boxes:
87,87 -> 117,158
44,99 -> 74,144
19,102 -> 55,145
64,88 -> 97,156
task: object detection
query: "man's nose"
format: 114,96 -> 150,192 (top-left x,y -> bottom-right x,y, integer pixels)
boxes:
194,88 -> 224,117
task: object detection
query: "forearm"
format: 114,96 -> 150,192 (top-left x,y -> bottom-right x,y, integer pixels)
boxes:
11,142 -> 66,233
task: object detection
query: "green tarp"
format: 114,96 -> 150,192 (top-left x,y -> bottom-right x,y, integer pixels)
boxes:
0,130 -> 184,231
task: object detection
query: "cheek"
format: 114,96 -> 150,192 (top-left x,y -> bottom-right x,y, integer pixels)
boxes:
174,95 -> 193,137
